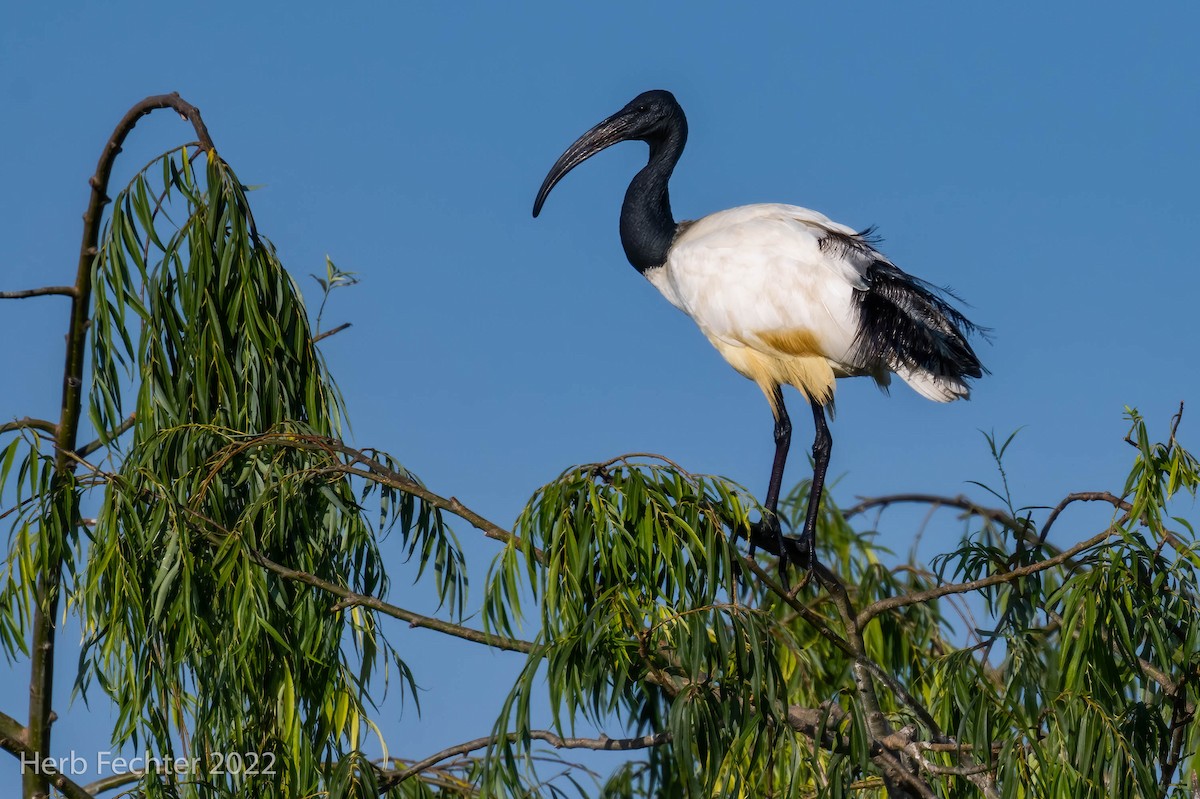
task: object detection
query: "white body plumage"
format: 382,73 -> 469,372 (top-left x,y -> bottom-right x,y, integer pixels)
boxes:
643,203 -> 971,413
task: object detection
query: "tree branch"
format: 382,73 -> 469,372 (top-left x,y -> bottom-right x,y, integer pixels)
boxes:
25,92 -> 217,799
0,287 -> 77,300
0,418 -> 58,437
1037,491 -> 1129,543
164,498 -> 535,654
857,525 -> 1117,627
122,432 -> 540,653
740,520 -> 1002,797
221,433 -> 544,562
312,322 -> 351,343
380,729 -> 671,789
81,770 -> 147,796
239,539 -> 536,654
842,493 -> 1018,529
74,414 -> 136,460
785,703 -> 850,751
1,708 -> 93,799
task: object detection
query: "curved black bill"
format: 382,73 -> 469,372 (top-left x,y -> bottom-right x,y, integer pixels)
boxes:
532,113 -> 634,218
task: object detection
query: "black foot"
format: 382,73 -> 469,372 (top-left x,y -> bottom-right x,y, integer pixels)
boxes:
748,513 -> 813,590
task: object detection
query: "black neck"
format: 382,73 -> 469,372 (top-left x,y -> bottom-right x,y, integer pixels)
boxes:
619,121 -> 686,273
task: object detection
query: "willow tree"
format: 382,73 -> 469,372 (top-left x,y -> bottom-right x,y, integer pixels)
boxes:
1,96 -> 1198,799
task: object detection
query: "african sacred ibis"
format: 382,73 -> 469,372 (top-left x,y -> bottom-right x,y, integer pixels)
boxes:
532,89 -> 985,574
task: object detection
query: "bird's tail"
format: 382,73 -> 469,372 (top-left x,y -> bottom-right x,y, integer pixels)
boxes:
893,364 -> 971,402
853,261 -> 987,402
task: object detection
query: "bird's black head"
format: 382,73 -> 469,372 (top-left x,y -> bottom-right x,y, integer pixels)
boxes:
533,89 -> 687,217
614,90 -> 684,141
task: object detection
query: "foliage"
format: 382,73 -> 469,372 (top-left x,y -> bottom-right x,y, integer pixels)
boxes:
2,98 -> 1198,799
471,413 -> 1200,799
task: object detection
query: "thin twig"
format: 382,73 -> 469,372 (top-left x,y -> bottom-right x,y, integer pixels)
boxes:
312,322 -> 351,344
381,729 -> 671,788
857,526 -> 1118,627
1168,401 -> 1185,448
842,493 -> 1017,528
593,452 -> 693,475
75,413 -> 136,459
1038,491 -> 1130,544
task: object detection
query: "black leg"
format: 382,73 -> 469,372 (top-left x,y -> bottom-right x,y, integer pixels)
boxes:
800,399 -> 832,568
763,385 -> 791,517
756,385 -> 792,579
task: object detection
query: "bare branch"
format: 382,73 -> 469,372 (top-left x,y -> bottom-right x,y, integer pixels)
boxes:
1,709 -> 93,799
1168,401 -> 1185,447
857,526 -> 1118,627
0,287 -> 77,300
81,770 -> 147,795
820,570 -> 893,734
0,418 -> 57,437
381,729 -> 671,789
1038,491 -> 1130,543
871,748 -> 940,799
842,492 -> 1018,528
593,451 -> 693,475
786,702 -> 851,752
0,709 -> 26,745
882,726 -> 1001,794
312,322 -> 351,343
75,413 -> 136,459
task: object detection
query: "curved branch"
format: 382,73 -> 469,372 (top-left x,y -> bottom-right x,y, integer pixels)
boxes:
381,729 -> 671,789
842,493 -> 1019,529
857,526 -> 1117,627
26,93 -> 217,799
1038,491 -> 1129,543
221,434 -> 543,561
161,498 -> 534,654
61,92 -> 215,472
240,541 -> 536,654
59,92 -> 214,470
843,490 -> 1120,571
0,418 -> 57,437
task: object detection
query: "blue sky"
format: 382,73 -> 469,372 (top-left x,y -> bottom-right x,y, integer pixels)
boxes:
2,0 -> 1197,786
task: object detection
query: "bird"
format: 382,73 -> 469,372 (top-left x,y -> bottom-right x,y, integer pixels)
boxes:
532,89 -> 985,575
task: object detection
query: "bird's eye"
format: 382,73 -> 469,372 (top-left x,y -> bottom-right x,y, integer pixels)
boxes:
637,104 -> 648,113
